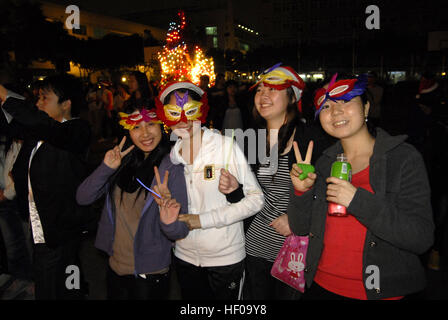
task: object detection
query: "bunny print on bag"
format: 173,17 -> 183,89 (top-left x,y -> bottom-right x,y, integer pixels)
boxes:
287,252 -> 305,279
271,234 -> 309,292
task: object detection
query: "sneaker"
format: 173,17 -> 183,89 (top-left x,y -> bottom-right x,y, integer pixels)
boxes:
20,282 -> 35,300
1,279 -> 34,300
0,274 -> 14,294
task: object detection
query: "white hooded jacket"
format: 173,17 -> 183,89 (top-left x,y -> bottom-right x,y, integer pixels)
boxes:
170,128 -> 264,267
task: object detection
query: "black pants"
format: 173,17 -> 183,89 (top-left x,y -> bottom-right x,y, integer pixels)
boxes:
242,255 -> 302,300
174,256 -> 244,300
33,237 -> 84,300
106,266 -> 170,300
0,200 -> 32,279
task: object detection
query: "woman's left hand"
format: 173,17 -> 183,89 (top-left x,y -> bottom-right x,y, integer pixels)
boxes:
269,214 -> 292,237
325,177 -> 357,208
178,214 -> 201,230
159,198 -> 181,225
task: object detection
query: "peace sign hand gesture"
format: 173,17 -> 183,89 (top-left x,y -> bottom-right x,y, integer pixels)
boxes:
152,166 -> 182,225
103,136 -> 135,170
152,166 -> 171,205
290,140 -> 317,192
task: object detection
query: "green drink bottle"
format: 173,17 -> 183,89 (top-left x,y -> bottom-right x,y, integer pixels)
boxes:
328,153 -> 352,217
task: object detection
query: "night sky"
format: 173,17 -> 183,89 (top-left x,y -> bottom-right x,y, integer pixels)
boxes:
44,0 -> 258,23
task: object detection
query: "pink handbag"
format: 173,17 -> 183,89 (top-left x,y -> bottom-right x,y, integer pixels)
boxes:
270,234 -> 309,293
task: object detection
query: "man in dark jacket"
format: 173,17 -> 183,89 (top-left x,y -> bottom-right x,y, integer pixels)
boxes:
0,75 -> 91,299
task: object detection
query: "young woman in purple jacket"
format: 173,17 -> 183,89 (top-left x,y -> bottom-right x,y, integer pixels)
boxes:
76,104 -> 189,300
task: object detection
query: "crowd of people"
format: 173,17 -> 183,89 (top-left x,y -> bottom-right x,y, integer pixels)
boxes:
0,64 -> 446,300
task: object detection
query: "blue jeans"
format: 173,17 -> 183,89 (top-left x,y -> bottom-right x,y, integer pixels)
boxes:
0,199 -> 33,280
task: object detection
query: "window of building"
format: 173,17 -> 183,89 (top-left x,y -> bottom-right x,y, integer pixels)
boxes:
206,26 -> 218,36
213,36 -> 218,48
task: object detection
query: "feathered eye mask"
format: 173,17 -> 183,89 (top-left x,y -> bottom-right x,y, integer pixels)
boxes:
314,73 -> 368,118
249,63 -> 305,112
118,108 -> 161,130
155,81 -> 209,126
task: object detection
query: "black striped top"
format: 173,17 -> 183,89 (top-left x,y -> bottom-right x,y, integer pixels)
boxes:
245,153 -> 292,262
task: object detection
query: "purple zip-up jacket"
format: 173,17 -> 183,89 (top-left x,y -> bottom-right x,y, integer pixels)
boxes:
76,154 -> 189,275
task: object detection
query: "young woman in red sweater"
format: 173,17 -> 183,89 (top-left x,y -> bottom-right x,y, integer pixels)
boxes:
288,73 -> 434,300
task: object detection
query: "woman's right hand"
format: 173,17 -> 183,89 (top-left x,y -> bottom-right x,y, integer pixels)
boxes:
153,166 -> 172,202
290,141 -> 317,192
218,168 -> 240,194
103,136 -> 134,169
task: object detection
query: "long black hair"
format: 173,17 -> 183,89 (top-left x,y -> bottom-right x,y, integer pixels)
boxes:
108,103 -> 171,204
249,86 -> 303,179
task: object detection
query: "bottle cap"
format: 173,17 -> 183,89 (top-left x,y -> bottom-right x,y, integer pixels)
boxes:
336,153 -> 347,162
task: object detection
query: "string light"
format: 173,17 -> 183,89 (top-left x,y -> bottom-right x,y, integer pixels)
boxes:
158,10 -> 215,86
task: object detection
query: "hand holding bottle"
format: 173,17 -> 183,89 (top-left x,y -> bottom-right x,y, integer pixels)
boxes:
326,176 -> 357,209
327,154 -> 356,216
